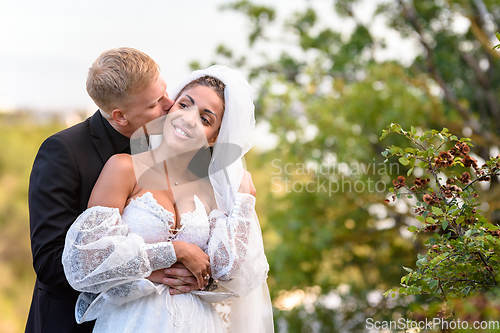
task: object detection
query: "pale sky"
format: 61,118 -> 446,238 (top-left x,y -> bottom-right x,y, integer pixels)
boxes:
0,0 -> 421,114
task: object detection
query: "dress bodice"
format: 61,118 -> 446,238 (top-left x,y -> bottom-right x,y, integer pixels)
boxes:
123,192 -> 210,251
62,191 -> 270,332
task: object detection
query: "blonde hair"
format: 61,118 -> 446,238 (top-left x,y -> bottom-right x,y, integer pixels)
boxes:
87,47 -> 160,113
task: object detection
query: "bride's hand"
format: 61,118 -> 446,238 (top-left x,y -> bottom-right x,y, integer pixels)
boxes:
238,170 -> 256,197
172,241 -> 211,290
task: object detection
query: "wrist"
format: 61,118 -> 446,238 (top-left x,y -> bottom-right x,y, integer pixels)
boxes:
172,241 -> 186,262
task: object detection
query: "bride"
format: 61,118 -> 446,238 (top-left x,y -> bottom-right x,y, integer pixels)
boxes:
62,66 -> 273,332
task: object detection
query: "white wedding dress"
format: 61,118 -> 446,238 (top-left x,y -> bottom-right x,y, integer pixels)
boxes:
62,191 -> 271,333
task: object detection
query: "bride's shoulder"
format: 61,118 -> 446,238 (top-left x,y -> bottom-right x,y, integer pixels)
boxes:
102,154 -> 135,178
105,153 -> 133,168
89,154 -> 137,210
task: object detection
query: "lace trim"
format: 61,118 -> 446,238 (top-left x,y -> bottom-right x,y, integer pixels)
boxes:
180,195 -> 207,225
144,242 -> 177,271
128,191 -> 175,227
170,195 -> 209,238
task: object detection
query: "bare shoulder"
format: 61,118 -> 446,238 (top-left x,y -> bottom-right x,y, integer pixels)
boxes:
89,154 -> 136,210
104,153 -> 134,173
101,154 -> 138,183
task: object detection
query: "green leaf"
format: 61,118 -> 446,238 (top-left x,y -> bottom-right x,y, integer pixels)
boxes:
390,123 -> 402,132
403,266 -> 413,273
432,207 -> 443,215
408,225 -> 418,232
407,167 -> 414,176
483,223 -> 499,231
404,147 -> 415,154
418,161 -> 428,169
399,157 -> 410,165
442,219 -> 448,230
383,289 -> 393,297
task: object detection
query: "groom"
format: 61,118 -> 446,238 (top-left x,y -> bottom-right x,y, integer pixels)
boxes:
26,47 -> 200,333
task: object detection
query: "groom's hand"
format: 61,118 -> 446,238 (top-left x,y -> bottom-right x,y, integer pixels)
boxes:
238,170 -> 256,197
148,263 -> 199,295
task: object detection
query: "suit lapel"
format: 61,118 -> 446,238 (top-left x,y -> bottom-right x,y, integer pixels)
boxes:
89,111 -> 117,164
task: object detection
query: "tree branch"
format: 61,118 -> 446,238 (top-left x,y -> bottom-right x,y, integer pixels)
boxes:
398,0 -> 500,147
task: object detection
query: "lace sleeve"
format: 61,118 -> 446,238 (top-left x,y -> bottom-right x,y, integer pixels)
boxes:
62,206 -> 177,293
207,193 -> 269,297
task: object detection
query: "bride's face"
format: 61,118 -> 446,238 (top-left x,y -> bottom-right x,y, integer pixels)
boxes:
163,85 -> 224,152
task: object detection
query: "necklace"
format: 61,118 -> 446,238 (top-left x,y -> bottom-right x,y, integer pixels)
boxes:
163,161 -> 180,187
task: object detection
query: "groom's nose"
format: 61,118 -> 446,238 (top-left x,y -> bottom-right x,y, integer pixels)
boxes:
163,93 -> 174,113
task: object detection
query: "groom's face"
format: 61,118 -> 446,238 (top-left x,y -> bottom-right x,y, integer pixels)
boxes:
123,75 -> 174,132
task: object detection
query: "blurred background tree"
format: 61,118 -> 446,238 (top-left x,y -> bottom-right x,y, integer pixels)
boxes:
3,0 -> 500,332
0,114 -> 65,332
192,0 -> 500,331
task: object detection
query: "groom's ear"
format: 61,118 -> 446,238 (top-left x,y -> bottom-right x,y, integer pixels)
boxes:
111,109 -> 129,126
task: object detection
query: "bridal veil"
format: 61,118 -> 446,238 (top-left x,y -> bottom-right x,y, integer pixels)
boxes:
170,65 -> 274,332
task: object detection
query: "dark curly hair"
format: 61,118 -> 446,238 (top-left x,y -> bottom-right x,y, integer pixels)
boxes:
176,75 -> 226,110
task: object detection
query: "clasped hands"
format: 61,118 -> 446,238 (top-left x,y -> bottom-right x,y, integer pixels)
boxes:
148,262 -> 203,295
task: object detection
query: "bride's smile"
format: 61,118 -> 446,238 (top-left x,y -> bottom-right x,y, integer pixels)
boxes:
172,123 -> 193,139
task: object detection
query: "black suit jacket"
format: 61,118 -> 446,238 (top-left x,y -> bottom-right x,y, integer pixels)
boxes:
25,111 -> 129,333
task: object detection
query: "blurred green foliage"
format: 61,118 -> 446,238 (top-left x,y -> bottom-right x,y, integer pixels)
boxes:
0,114 -> 65,333
194,0 -> 500,331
